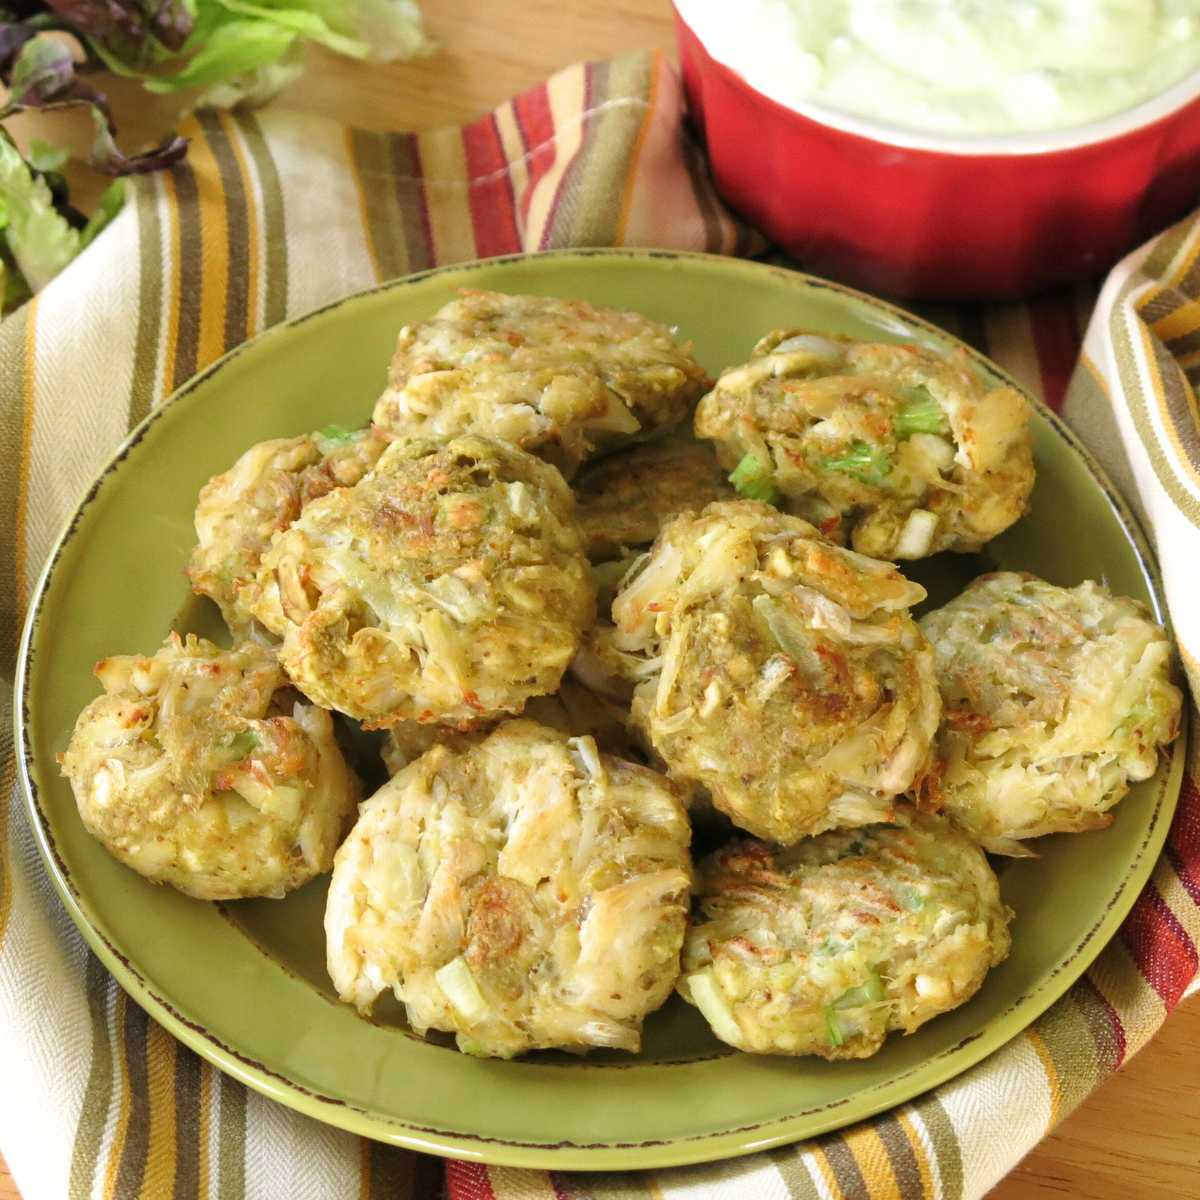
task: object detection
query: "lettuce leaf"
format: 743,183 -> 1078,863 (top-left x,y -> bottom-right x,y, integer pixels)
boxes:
100,0 -> 433,98
300,0 -> 433,60
140,17 -> 301,91
0,131 -> 81,292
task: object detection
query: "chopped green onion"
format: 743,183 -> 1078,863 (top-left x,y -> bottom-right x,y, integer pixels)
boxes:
435,956 -> 489,1023
728,453 -> 780,504
832,968 -> 886,1011
825,968 -> 887,1045
688,971 -> 744,1047
312,423 -> 363,454
825,1008 -> 846,1047
222,729 -> 258,760
822,441 -> 892,486
894,387 -> 949,438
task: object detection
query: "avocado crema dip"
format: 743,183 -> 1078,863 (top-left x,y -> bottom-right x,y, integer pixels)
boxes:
676,0 -> 1200,135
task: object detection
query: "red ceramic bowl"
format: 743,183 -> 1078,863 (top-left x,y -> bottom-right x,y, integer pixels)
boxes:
675,6 -> 1200,300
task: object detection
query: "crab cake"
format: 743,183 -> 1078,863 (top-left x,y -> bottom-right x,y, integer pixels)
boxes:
189,426 -> 387,635
251,435 -> 595,729
371,290 -> 709,477
678,809 -> 1011,1059
919,573 -> 1182,855
694,330 -> 1034,559
604,500 -> 940,844
58,634 -> 359,900
325,720 -> 692,1058
574,435 -> 734,561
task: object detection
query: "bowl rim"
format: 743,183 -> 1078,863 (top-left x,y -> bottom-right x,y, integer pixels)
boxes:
674,1 -> 1200,157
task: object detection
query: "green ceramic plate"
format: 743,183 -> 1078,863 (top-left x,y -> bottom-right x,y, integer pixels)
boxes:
17,250 -> 1185,1170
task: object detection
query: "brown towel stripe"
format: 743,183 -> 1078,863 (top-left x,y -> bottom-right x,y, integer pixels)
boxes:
818,1133 -> 872,1199
129,177 -> 166,427
763,1152 -> 820,1200
909,1095 -> 963,1200
165,157 -> 204,392
172,1039 -> 203,1200
872,1112 -> 926,1199
894,1109 -> 937,1196
220,113 -> 262,342
347,129 -> 404,282
107,989 -> 150,1200
215,1071 -> 245,1200
394,133 -> 435,274
67,955 -> 119,1200
234,112 -> 288,329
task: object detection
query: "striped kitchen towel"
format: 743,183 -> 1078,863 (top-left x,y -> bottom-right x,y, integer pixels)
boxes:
0,45 -> 1196,1200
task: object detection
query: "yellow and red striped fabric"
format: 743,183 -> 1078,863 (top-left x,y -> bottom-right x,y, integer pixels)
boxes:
0,47 -> 1196,1200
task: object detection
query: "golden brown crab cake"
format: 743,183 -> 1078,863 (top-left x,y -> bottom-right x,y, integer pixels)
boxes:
189,425 -> 387,636
251,435 -> 595,729
919,572 -> 1182,855
678,809 -> 1011,1059
694,330 -> 1034,559
371,290 -> 709,477
604,500 -> 941,844
58,634 -> 359,901
325,719 -> 692,1058
574,434 -> 734,562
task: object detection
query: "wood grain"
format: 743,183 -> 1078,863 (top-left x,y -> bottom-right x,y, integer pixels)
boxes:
2,2 -> 1197,1196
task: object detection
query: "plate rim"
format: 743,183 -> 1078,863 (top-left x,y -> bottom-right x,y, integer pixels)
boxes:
15,247 -> 1187,1170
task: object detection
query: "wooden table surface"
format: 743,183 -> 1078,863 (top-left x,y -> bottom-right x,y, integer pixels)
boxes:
3,2 -> 1199,1196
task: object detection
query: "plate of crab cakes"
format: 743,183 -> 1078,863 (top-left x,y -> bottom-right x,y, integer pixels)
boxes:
17,249 -> 1185,1169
